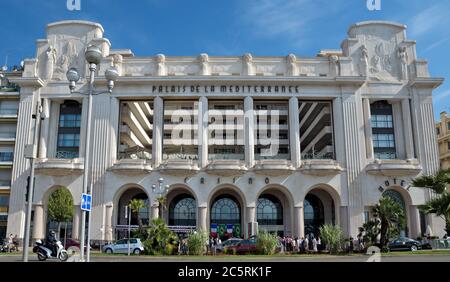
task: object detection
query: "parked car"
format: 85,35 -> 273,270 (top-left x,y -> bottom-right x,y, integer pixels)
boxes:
102,238 -> 144,255
225,237 -> 257,255
388,237 -> 422,252
216,238 -> 242,252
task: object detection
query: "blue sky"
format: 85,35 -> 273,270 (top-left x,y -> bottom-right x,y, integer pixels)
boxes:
1,0 -> 449,120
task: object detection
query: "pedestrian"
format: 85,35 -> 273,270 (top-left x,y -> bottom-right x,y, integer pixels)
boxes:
312,237 -> 318,253
303,237 -> 309,253
298,237 -> 304,253
317,236 -> 321,252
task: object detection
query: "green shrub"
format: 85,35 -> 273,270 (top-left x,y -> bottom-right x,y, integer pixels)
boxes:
143,218 -> 178,255
256,231 -> 278,255
319,224 -> 344,255
187,230 -> 208,256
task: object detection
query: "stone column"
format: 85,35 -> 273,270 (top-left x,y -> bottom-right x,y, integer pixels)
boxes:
197,206 -> 208,232
362,98 -> 374,160
198,96 -> 209,168
32,204 -> 44,240
409,206 -> 421,238
244,96 -> 255,168
72,205 -> 81,240
47,100 -> 61,158
402,99 -> 415,160
245,206 -> 256,238
393,102 -> 406,159
289,97 -> 301,168
152,96 -> 164,168
294,206 -> 305,238
38,98 -> 50,159
151,205 -> 159,220
105,205 -> 113,242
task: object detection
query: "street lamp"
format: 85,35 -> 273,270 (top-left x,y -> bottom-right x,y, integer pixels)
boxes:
66,44 -> 119,262
152,178 -> 170,219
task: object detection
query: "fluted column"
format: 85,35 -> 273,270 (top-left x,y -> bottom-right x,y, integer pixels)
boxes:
289,97 -> 301,167
47,100 -> 61,158
105,205 -> 113,242
246,206 -> 256,238
72,205 -> 81,240
32,204 -> 44,240
294,206 -> 305,238
402,99 -> 415,160
152,96 -> 164,168
198,96 -> 209,168
244,96 -> 255,168
38,98 -> 50,159
362,98 -> 374,160
197,206 -> 208,232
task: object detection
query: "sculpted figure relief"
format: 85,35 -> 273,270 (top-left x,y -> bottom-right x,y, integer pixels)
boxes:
155,54 -> 167,76
44,46 -> 57,80
199,53 -> 210,75
113,54 -> 123,75
397,46 -> 408,81
330,55 -> 340,77
52,40 -> 82,81
287,54 -> 299,76
359,45 -> 369,77
242,53 -> 255,76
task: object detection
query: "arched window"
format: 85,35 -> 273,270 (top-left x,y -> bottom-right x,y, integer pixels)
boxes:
382,190 -> 406,210
169,194 -> 196,226
304,194 -> 325,237
211,196 -> 240,225
257,195 -> 283,225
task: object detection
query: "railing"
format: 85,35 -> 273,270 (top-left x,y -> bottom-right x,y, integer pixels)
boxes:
0,152 -> 14,162
209,154 -> 245,161
118,150 -> 152,161
255,154 -> 290,160
56,151 -> 79,159
0,109 -> 18,116
302,152 -> 335,160
0,133 -> 16,139
163,154 -> 198,161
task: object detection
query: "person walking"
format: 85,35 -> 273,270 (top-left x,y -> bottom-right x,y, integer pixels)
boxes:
312,237 -> 318,253
303,236 -> 309,253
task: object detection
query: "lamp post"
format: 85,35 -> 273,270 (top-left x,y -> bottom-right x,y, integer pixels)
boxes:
66,45 -> 119,262
152,178 -> 170,219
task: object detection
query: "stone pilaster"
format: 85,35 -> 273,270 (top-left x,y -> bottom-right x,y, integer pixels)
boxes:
289,97 -> 301,168
293,206 -> 305,238
362,98 -> 374,161
38,98 -> 50,159
244,96 -> 255,168
198,96 -> 209,168
47,100 -> 61,158
152,96 -> 164,168
32,204 -> 44,240
72,205 -> 81,240
402,98 -> 415,160
105,205 -> 113,242
197,206 -> 208,232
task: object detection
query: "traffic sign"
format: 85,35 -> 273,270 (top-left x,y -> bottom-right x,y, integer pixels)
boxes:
81,193 -> 92,212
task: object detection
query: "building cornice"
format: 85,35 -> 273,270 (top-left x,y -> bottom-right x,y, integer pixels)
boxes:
410,77 -> 445,89
8,77 -> 44,88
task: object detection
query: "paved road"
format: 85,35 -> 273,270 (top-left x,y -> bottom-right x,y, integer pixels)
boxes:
1,253 -> 450,262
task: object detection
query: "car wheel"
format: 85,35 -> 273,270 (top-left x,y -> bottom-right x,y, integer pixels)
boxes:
133,248 -> 141,255
105,248 -> 113,254
410,245 -> 418,252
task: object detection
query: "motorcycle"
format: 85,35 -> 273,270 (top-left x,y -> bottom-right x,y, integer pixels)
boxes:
33,240 -> 69,262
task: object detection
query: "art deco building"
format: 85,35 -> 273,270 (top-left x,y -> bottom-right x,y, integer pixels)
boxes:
436,112 -> 450,170
6,20 -> 446,243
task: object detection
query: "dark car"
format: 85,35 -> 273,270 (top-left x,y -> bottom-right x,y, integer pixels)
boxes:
225,238 -> 257,255
388,237 -> 422,252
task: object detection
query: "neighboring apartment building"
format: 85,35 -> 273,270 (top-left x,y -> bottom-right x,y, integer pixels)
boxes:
436,112 -> 450,170
0,69 -> 20,240
6,20 -> 446,244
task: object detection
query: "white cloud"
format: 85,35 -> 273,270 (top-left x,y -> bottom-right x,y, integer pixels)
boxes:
409,2 -> 450,38
238,0 -> 346,47
433,89 -> 450,103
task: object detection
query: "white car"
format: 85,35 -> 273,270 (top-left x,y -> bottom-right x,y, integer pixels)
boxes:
102,238 -> 144,255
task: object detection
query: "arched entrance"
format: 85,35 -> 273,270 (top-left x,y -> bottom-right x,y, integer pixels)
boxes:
169,194 -> 197,226
382,189 -> 408,237
116,187 -> 149,239
304,187 -> 337,239
210,191 -> 243,240
256,186 -> 293,236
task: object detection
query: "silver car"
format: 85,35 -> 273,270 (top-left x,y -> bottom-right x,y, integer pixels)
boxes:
102,238 -> 144,255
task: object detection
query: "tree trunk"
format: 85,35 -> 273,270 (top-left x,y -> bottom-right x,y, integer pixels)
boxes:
380,221 -> 388,250
57,222 -> 62,240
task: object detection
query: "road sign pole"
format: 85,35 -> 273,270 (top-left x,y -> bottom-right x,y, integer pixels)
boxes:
127,206 -> 131,256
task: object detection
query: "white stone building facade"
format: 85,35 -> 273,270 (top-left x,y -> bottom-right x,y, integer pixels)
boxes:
6,20 -> 446,243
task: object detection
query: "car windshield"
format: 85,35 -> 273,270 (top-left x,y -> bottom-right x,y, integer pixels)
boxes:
130,239 -> 137,244
116,239 -> 127,245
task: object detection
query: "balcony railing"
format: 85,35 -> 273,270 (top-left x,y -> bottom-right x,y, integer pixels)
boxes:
118,147 -> 152,161
0,152 -> 14,162
302,152 -> 335,160
0,133 -> 16,139
255,154 -> 290,160
209,154 -> 245,160
56,151 -> 79,159
163,154 -> 198,161
0,109 -> 18,116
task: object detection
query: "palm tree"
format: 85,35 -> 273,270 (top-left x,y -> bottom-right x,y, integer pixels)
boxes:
372,196 -> 405,250
129,199 -> 146,234
156,196 -> 167,219
412,168 -> 450,236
